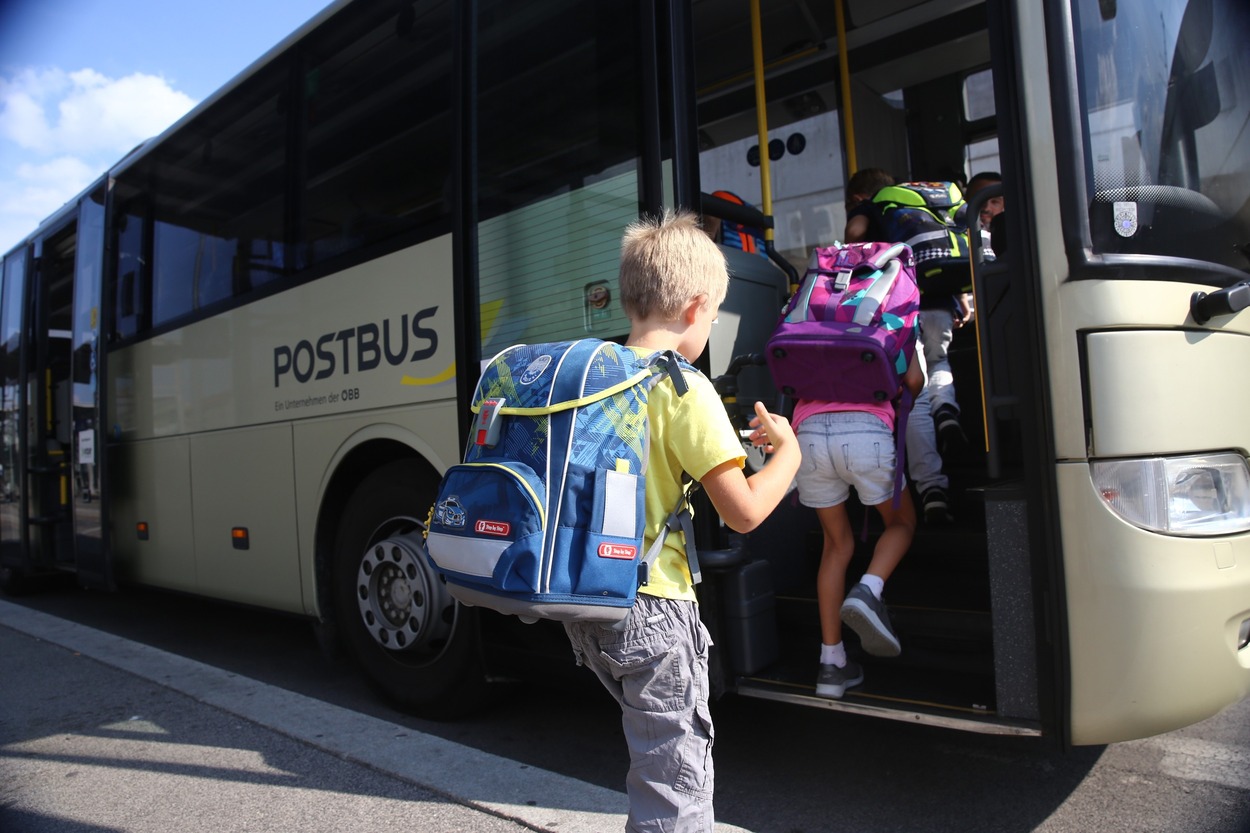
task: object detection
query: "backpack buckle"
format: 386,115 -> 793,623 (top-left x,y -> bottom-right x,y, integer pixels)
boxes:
474,397 -> 506,447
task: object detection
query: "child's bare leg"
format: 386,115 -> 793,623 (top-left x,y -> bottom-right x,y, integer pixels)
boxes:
864,488 -> 917,583
815,503 -> 854,646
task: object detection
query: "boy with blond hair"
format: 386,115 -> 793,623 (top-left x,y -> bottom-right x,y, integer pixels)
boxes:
564,209 -> 800,832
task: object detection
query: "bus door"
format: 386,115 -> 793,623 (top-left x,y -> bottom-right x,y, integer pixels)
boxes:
27,221 -> 77,575
0,248 -> 29,583
69,187 -> 110,589
21,185 -> 111,590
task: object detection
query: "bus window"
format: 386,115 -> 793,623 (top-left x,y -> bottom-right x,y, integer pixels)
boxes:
1074,0 -> 1250,270
962,68 -> 995,123
962,69 -> 1000,176
473,0 -> 646,355
300,0 -> 453,266
152,223 -> 202,323
111,191 -> 150,342
115,56 -> 291,334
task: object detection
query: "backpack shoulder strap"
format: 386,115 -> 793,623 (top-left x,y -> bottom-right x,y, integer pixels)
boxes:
639,478 -> 702,587
635,356 -> 702,587
644,349 -> 694,397
850,257 -> 902,326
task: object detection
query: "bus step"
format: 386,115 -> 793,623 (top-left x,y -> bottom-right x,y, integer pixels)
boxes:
730,677 -> 1040,737
774,596 -> 993,656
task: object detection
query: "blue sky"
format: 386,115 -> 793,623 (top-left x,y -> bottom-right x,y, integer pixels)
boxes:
0,0 -> 333,255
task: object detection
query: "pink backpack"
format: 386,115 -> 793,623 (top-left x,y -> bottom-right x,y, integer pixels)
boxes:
765,241 -> 920,505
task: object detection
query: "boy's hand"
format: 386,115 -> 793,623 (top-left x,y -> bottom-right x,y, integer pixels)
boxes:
747,401 -> 796,455
954,292 -> 974,328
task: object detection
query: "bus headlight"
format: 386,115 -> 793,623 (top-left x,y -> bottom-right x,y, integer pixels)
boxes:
1091,453 -> 1250,536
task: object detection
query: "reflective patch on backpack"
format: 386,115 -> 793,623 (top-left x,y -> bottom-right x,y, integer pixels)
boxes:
520,354 -> 552,385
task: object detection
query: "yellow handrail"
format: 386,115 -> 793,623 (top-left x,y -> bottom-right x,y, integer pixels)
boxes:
834,0 -> 857,174
749,0 -> 774,239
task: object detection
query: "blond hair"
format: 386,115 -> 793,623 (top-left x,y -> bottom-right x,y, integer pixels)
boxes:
618,209 -> 729,321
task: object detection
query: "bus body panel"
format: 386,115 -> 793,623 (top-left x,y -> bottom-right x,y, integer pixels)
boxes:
1061,288 -> 1250,743
106,240 -> 458,610
1086,327 -> 1250,458
108,436 -> 195,593
190,424 -> 301,612
293,404 -> 461,617
1057,461 -> 1250,744
1001,0 -> 1250,743
107,243 -> 457,441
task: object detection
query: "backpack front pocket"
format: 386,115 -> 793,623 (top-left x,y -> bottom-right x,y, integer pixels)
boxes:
425,461 -> 546,591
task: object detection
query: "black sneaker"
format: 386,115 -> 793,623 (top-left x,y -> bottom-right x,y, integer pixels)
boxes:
815,659 -> 864,699
933,404 -> 967,458
840,584 -> 901,657
921,487 -> 954,525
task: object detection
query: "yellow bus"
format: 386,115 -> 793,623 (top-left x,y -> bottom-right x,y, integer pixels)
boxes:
1,0 -> 1247,746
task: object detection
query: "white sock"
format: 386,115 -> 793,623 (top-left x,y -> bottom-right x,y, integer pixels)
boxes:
859,574 -> 885,600
820,642 -> 847,667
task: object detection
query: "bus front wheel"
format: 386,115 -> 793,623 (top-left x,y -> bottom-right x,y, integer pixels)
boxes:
0,564 -> 28,596
332,460 -> 487,717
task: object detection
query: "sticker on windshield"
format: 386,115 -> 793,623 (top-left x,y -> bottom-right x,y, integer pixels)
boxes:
1113,201 -> 1138,238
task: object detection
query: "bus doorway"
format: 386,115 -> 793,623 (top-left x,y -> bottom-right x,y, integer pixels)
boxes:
1,185 -> 111,593
27,220 -> 78,579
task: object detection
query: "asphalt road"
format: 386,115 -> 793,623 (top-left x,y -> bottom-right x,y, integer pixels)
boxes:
4,581 -> 1249,833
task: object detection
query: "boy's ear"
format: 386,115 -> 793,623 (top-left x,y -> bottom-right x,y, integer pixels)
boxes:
683,294 -> 708,324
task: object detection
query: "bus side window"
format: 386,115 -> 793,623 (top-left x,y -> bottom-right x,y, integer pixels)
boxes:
111,197 -> 151,341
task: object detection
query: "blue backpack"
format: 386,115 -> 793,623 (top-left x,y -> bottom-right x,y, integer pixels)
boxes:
424,339 -> 698,623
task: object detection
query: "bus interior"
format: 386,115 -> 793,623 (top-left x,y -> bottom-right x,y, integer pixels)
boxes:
678,0 -> 1048,735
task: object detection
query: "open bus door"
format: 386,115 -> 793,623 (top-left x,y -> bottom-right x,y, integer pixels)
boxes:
0,246 -> 30,590
0,184 -> 112,593
66,185 -> 111,590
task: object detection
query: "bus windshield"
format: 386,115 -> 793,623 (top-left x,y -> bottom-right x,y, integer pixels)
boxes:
1073,0 -> 1250,273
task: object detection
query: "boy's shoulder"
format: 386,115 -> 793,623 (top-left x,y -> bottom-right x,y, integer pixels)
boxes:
649,365 -> 736,447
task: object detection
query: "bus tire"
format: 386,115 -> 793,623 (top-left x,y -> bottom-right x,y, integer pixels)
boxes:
332,459 -> 487,717
0,564 -> 28,596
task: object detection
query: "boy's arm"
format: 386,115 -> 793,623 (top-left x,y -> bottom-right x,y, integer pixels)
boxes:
903,351 -> 924,398
843,213 -> 869,243
699,401 -> 800,533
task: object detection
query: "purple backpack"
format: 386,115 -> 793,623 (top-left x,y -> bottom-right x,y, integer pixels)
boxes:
765,241 -> 920,505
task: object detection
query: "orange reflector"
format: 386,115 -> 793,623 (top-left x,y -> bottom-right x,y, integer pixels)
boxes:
232,527 -> 250,550
136,522 -> 149,541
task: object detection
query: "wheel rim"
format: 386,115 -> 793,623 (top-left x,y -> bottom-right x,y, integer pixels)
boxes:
354,519 -> 455,655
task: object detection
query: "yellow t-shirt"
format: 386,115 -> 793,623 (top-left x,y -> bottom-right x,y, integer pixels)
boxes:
631,347 -> 746,601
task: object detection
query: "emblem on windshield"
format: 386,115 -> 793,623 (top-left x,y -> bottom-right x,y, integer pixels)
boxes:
1113,201 -> 1138,238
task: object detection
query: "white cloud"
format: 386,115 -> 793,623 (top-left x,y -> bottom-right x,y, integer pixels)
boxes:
0,156 -> 97,254
0,67 -> 198,253
0,67 -> 195,157
57,69 -> 196,156
12,156 -> 97,204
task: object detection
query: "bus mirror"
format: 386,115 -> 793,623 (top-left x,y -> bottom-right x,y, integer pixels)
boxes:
1190,281 -> 1250,325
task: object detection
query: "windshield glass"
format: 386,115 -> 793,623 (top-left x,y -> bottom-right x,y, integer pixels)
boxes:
1072,0 -> 1250,275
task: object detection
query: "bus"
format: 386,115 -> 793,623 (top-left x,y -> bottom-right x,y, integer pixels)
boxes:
1,0 -> 1247,747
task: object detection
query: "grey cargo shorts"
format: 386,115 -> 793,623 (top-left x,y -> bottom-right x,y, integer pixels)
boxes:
565,593 -> 715,833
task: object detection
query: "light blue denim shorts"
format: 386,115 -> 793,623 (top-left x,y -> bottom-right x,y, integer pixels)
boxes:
796,411 -> 896,508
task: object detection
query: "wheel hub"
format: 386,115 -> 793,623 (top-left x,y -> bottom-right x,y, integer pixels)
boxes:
355,529 -> 452,652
